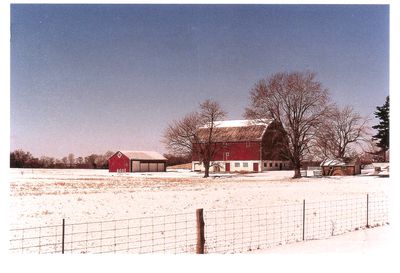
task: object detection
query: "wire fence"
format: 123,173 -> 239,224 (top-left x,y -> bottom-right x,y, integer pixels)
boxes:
9,193 -> 389,254
9,213 -> 197,254
204,203 -> 303,253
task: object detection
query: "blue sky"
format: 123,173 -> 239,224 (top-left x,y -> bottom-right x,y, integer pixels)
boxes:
10,4 -> 389,158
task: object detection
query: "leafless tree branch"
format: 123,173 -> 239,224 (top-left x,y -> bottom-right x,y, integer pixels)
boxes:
245,71 -> 331,178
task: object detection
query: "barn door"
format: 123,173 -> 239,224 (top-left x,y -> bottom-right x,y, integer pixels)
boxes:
225,163 -> 230,172
132,161 -> 140,172
253,163 -> 259,172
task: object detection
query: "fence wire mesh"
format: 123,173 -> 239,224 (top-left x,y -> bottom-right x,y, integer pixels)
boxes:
203,193 -> 388,253
9,224 -> 62,254
203,203 -> 303,253
9,193 -> 389,254
10,212 -> 196,254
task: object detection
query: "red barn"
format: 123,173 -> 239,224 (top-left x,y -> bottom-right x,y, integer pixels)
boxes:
108,151 -> 167,172
192,119 -> 290,173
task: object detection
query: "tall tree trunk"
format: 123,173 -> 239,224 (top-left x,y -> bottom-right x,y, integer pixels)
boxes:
293,161 -> 301,178
204,161 -> 210,178
293,168 -> 301,178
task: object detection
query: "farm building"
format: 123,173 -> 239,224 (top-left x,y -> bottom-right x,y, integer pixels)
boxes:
191,119 -> 290,173
320,158 -> 361,176
108,151 -> 167,173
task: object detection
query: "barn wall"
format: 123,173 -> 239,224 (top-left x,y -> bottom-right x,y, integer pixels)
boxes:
192,160 -> 262,172
261,160 -> 291,171
261,121 -> 288,161
322,165 -> 360,176
108,153 -> 130,172
192,141 -> 261,161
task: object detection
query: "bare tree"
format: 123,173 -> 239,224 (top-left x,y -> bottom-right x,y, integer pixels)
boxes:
94,155 -> 105,169
10,149 -> 34,168
163,99 -> 226,178
76,157 -> 84,167
163,112 -> 200,158
196,100 -> 227,177
93,151 -> 115,169
61,156 -> 68,168
245,71 -> 331,178
39,156 -> 55,168
104,151 -> 114,159
358,138 -> 379,165
314,105 -> 369,160
68,153 -> 75,168
85,154 -> 97,169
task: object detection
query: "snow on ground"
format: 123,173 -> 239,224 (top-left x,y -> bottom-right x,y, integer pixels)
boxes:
8,168 -> 392,254
9,168 -> 389,228
256,225 -> 392,254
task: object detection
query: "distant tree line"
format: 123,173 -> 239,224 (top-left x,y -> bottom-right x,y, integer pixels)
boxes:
10,150 -> 192,169
10,150 -> 115,169
163,153 -> 191,167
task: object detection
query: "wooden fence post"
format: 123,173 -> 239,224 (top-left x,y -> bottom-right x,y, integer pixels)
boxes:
366,194 -> 369,228
196,209 -> 205,254
302,200 -> 306,241
62,218 -> 65,254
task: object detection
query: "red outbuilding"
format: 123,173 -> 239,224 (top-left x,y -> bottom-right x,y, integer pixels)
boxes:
192,119 -> 290,173
108,151 -> 167,173
320,158 -> 361,176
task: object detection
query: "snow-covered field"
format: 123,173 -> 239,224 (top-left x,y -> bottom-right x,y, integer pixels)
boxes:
256,225 -> 392,254
9,168 -> 390,253
9,168 -> 389,227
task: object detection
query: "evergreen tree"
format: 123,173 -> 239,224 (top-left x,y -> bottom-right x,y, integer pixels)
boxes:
372,96 -> 389,161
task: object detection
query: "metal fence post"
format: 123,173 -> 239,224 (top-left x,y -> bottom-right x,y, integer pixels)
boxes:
366,194 -> 369,228
196,209 -> 205,254
302,200 -> 306,241
62,219 -> 65,254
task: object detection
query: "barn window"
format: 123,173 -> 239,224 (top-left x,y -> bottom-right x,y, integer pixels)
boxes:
270,162 -> 273,167
235,162 -> 240,167
264,162 -> 267,167
243,162 -> 248,167
275,163 -> 278,167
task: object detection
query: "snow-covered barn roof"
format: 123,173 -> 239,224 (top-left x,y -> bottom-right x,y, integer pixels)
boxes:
196,119 -> 274,142
118,151 -> 167,161
320,159 -> 346,167
320,158 -> 360,167
200,119 -> 272,128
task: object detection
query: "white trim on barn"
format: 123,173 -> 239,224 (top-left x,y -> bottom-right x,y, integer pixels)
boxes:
192,160 -> 262,172
192,160 -> 289,173
261,160 -> 291,171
